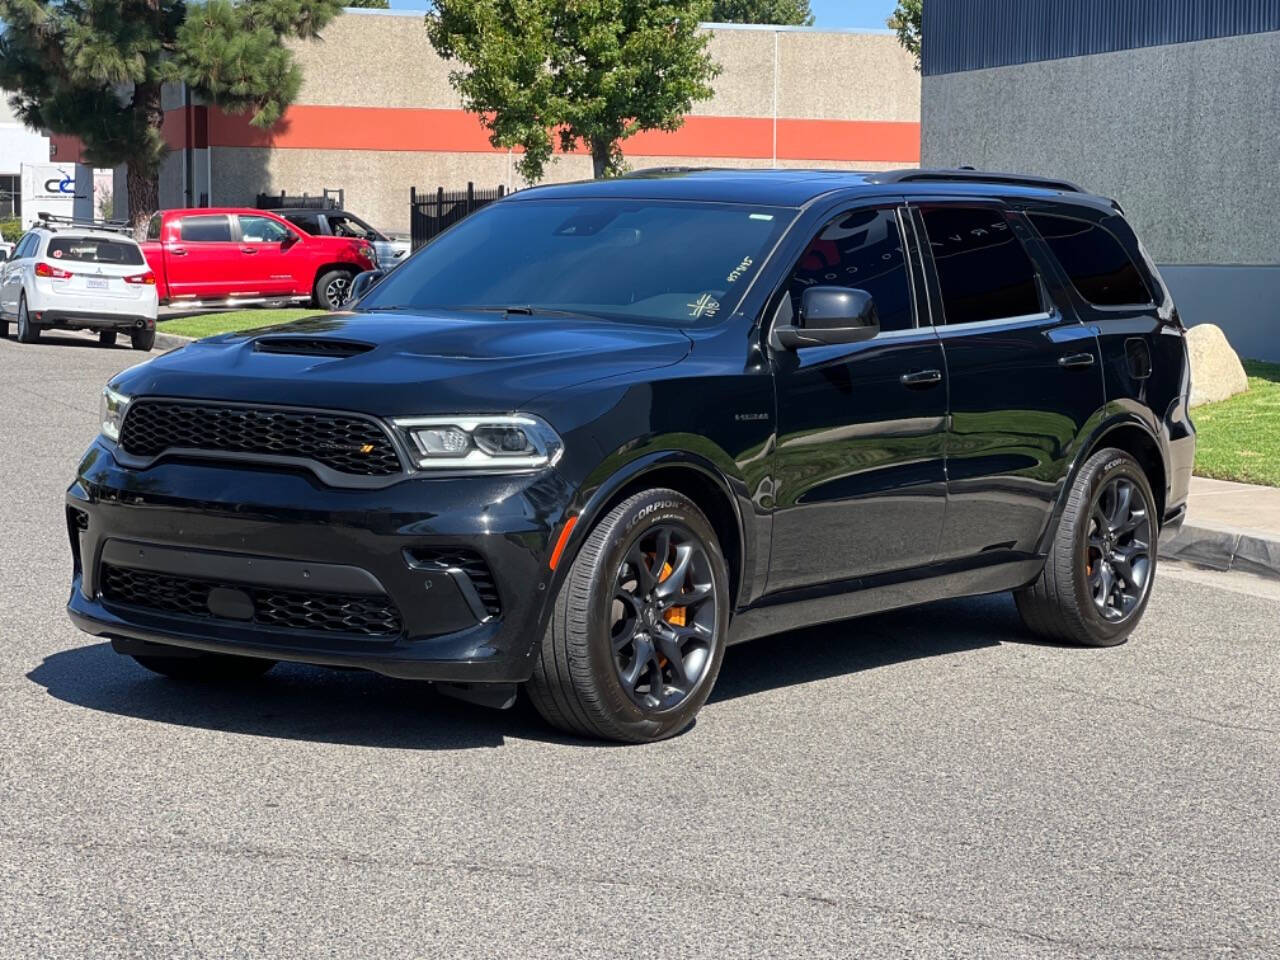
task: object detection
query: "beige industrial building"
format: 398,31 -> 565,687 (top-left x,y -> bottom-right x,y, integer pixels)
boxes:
99,10 -> 920,234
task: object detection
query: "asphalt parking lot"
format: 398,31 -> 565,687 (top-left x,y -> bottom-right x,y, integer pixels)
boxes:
2,332 -> 1278,959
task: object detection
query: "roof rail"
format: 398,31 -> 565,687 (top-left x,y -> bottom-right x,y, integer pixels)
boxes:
621,166 -> 726,178
35,211 -> 135,235
869,169 -> 1084,194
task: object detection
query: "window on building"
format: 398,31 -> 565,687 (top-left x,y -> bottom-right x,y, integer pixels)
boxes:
237,215 -> 291,243
0,174 -> 19,220
788,207 -> 914,332
1030,213 -> 1153,307
919,206 -> 1043,325
179,215 -> 232,243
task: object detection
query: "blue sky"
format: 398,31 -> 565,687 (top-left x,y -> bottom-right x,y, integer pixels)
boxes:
386,0 -> 899,30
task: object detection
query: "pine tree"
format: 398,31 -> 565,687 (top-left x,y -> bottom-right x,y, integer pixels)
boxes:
0,0 -> 343,234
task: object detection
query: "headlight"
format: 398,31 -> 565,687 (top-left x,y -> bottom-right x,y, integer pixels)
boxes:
100,386 -> 131,441
392,414 -> 563,472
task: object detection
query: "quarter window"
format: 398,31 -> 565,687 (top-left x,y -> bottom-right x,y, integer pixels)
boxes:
1030,213 -> 1153,306
788,207 -> 914,332
919,207 -> 1043,325
179,215 -> 232,243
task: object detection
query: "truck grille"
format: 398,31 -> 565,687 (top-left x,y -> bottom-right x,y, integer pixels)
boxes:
118,400 -> 403,477
100,564 -> 403,638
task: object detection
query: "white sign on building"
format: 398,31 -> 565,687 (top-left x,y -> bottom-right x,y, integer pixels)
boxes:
20,162 -> 94,227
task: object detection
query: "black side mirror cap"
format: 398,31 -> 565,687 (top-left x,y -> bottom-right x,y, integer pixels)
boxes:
774,286 -> 880,350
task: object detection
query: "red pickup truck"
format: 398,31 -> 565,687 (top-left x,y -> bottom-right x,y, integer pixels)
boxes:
141,208 -> 377,310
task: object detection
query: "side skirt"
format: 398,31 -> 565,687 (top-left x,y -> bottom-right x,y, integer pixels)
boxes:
728,552 -> 1044,645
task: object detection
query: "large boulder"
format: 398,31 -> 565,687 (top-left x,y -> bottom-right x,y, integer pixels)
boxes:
1186,324 -> 1249,408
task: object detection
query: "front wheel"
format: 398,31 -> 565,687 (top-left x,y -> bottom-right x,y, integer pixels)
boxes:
1015,448 -> 1157,647
132,648 -> 277,682
527,489 -> 729,743
314,270 -> 354,311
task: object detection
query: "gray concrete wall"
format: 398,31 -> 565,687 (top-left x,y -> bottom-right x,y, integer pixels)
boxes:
923,30 -> 1280,267
923,29 -> 1280,360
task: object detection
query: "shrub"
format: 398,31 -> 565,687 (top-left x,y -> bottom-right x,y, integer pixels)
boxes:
0,219 -> 22,243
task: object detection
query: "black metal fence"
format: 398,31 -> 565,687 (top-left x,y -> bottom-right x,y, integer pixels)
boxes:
410,183 -> 506,250
256,188 -> 345,211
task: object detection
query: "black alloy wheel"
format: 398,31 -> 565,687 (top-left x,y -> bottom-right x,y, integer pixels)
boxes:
527,488 -> 730,743
610,523 -> 718,711
1086,474 -> 1153,623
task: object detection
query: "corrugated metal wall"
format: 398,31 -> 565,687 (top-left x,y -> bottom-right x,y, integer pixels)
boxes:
924,0 -> 1280,75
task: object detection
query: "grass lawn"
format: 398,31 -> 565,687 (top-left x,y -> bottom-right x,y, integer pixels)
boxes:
157,308 -> 321,339
1193,360 -> 1280,487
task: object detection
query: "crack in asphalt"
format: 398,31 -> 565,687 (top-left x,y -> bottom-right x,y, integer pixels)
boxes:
3,831 -> 1271,957
1054,685 -> 1280,736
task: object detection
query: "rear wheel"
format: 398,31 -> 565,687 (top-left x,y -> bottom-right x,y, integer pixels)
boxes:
314,269 -> 354,311
527,489 -> 729,743
1015,448 -> 1157,647
132,649 -> 277,682
16,295 -> 38,343
98,330 -> 117,347
131,327 -> 155,351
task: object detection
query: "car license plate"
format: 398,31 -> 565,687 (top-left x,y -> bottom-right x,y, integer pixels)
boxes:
87,278 -> 109,290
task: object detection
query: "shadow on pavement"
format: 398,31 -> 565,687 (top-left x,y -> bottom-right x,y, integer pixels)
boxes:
6,331 -> 138,351
27,592 -> 1036,750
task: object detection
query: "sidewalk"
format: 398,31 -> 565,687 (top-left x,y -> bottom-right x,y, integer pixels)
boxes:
1161,476 -> 1280,580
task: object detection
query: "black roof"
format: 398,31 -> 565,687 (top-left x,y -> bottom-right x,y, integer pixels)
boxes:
509,167 -> 1103,208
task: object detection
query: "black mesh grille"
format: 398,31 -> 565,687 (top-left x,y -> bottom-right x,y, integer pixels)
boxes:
118,400 -> 403,477
408,548 -> 501,617
100,564 -> 403,638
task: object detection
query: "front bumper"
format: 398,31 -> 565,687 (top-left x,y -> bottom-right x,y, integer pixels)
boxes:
66,440 -> 574,683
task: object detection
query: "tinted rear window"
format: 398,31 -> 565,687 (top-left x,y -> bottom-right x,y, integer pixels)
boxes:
179,216 -> 232,243
919,206 -> 1043,325
1030,213 -> 1153,306
46,237 -> 144,266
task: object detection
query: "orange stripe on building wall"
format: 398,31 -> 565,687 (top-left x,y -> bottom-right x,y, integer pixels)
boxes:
177,106 -> 919,164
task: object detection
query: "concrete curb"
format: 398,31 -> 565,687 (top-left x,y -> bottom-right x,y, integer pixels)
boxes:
1159,522 -> 1280,581
152,331 -> 193,352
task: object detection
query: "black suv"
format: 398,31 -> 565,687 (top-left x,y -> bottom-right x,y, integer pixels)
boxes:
67,169 -> 1194,743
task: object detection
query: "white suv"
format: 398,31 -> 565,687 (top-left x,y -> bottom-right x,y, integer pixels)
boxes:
0,223 -> 159,350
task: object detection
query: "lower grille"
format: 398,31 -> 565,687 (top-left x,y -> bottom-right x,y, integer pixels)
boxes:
99,564 -> 403,638
407,548 -> 501,617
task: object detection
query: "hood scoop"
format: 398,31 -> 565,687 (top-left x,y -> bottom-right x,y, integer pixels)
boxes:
253,336 -> 375,359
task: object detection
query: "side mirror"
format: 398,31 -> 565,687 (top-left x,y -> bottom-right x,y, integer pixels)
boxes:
347,269 -> 386,304
281,231 -> 299,250
774,286 -> 880,350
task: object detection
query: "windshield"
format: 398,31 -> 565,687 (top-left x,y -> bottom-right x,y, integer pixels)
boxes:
358,198 -> 794,326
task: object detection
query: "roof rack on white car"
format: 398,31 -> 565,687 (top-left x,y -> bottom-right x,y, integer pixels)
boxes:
34,211 -> 135,236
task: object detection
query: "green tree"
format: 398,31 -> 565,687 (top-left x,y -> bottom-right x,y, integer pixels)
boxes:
0,0 -> 343,234
427,0 -> 721,181
709,0 -> 812,26
888,0 -> 922,70
345,0 -> 389,7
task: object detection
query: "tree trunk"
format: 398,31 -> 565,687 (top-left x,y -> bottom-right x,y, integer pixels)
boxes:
590,139 -> 612,179
126,82 -> 165,240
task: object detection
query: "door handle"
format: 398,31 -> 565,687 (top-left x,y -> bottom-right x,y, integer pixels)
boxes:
900,369 -> 943,388
1058,352 -> 1096,369
240,247 -> 258,255
170,247 -> 187,256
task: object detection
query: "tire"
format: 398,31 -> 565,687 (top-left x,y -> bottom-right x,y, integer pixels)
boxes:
313,269 -> 354,311
1015,448 -> 1158,647
132,649 -> 277,682
16,295 -> 38,343
527,488 -> 730,743
130,327 -> 155,351
99,330 -> 117,347
0,316 -> 8,339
